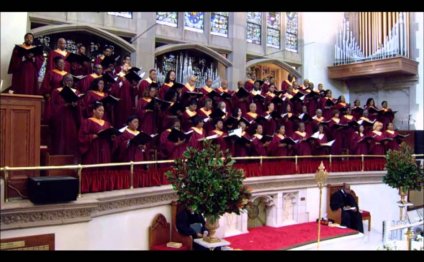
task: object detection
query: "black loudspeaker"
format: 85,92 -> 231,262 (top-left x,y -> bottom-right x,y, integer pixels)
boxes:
415,130 -> 424,154
28,176 -> 78,204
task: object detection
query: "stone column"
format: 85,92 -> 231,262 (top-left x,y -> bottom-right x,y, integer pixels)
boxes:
134,12 -> 156,74
227,12 -> 247,90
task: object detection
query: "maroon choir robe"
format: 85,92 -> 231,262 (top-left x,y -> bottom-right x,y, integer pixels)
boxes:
209,129 -> 228,152
80,90 -> 112,121
244,79 -> 255,92
215,87 -> 234,113
320,97 -> 336,120
268,134 -> 290,156
78,117 -> 113,164
350,131 -> 369,155
8,44 -> 44,95
136,97 -> 157,135
378,108 -> 395,130
197,107 -> 213,134
138,78 -> 157,98
364,105 -> 379,121
328,117 -> 345,155
71,61 -> 91,76
110,78 -> 136,128
159,82 -> 173,100
370,130 -> 386,155
384,130 -> 400,152
292,131 -> 312,155
40,69 -> 68,122
251,134 -> 268,156
78,73 -> 102,93
188,127 -> 206,150
312,132 -> 330,155
49,87 -> 81,156
181,109 -> 197,132
115,128 -> 145,162
280,80 -> 292,92
261,111 -> 277,136
281,112 -> 297,137
47,49 -> 71,72
159,129 -> 187,160
234,132 -> 252,157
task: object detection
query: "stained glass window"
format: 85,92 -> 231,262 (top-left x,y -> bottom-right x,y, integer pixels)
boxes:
247,12 -> 262,45
107,12 -> 132,19
266,12 -> 281,48
184,12 -> 204,33
285,12 -> 298,52
211,12 -> 229,37
156,12 -> 178,27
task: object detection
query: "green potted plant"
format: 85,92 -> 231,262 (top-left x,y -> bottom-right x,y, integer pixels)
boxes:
165,140 -> 251,243
383,142 -> 424,204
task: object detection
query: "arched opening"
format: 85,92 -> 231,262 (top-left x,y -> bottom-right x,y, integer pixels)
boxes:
31,24 -> 136,54
154,44 -> 232,88
246,58 -> 302,88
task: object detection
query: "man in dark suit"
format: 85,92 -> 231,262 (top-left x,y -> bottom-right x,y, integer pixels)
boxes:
330,183 -> 364,233
176,205 -> 209,250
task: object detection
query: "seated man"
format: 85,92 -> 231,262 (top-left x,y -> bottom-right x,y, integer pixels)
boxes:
330,183 -> 364,233
176,205 -> 214,251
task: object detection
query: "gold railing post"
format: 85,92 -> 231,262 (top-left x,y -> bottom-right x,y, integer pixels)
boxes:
130,161 -> 134,189
295,155 -> 298,173
4,166 -> 9,203
77,164 -> 82,198
329,155 -> 332,170
361,154 -> 365,171
260,156 -> 263,166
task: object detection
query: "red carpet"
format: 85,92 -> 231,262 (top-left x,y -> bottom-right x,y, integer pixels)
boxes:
224,222 -> 359,250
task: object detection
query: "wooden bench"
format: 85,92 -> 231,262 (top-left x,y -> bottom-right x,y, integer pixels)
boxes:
148,213 -> 189,251
327,184 -> 371,231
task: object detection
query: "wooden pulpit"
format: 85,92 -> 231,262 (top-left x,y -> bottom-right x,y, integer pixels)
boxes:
0,93 -> 42,199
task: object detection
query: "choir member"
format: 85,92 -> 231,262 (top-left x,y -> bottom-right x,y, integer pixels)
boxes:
114,55 -> 131,75
233,121 -> 252,157
79,101 -> 115,164
94,46 -> 112,66
115,115 -> 146,163
215,79 -> 234,113
244,72 -> 256,91
181,99 -> 198,132
136,86 -> 159,135
351,99 -> 364,120
311,108 -> 326,132
159,119 -> 187,160
225,108 -> 243,131
159,70 -> 176,100
197,98 -> 213,134
281,74 -> 294,92
188,116 -> 206,150
384,122 -> 401,152
78,64 -> 103,93
244,103 -> 259,125
49,74 -> 81,156
232,80 -> 250,114
281,104 -> 297,137
200,78 -> 214,96
292,122 -> 312,155
262,102 -> 277,136
320,89 -> 336,119
369,121 -> 386,155
209,119 -> 228,152
46,38 -> 71,72
364,97 -> 379,121
40,56 -> 68,122
138,69 -> 158,98
350,125 -> 369,155
70,43 -> 91,76
312,124 -> 330,155
378,101 -> 395,130
328,110 -> 346,155
251,124 -> 271,156
268,125 -> 292,156
8,32 -> 43,95
81,78 -> 111,120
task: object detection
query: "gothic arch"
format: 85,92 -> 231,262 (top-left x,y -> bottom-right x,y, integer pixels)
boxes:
155,44 -> 233,67
246,58 -> 301,79
31,24 -> 136,53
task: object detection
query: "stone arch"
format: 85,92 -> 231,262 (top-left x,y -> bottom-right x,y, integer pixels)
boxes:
246,58 -> 301,79
155,44 -> 232,67
31,24 -> 136,53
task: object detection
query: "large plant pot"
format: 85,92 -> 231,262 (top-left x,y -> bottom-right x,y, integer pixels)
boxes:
399,187 -> 408,204
203,217 -> 220,243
